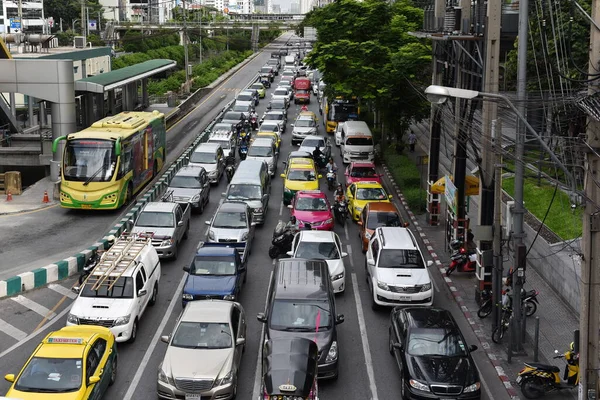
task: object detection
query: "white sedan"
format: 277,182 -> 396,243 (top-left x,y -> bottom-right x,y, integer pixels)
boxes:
271,86 -> 293,105
287,230 -> 347,293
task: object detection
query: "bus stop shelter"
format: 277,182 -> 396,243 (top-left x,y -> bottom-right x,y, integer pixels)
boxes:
74,59 -> 176,127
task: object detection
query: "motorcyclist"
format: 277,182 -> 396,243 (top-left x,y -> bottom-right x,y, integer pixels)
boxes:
564,342 -> 580,385
313,146 -> 324,168
286,215 -> 299,231
250,110 -> 259,130
301,104 -> 309,112
465,230 -> 477,252
326,158 -> 337,174
238,136 -> 249,159
334,184 -> 346,204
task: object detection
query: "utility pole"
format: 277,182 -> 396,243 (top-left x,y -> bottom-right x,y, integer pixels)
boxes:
579,0 -> 600,394
81,0 -> 86,36
199,10 -> 203,63
226,27 -> 229,51
182,0 -> 190,93
511,0 -> 529,353
86,7 -> 90,36
492,119 -> 504,332
17,0 -> 23,32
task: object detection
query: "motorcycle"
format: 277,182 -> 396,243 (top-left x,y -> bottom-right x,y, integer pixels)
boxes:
446,239 -> 477,276
326,171 -> 336,190
517,345 -> 579,399
250,116 -> 258,131
333,200 -> 348,226
268,220 -> 298,259
226,165 -> 235,182
478,287 -> 540,319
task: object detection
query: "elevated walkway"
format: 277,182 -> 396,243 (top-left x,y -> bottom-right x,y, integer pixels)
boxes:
0,38 -> 20,134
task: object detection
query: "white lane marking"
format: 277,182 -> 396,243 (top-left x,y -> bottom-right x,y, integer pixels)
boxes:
0,317 -> 27,341
347,245 -> 354,268
350,273 -> 380,400
344,223 -> 349,241
272,258 -> 276,265
11,295 -> 57,319
48,284 -> 77,299
0,305 -> 72,360
123,274 -> 187,400
279,201 -> 284,216
481,372 -> 495,400
253,271 -> 273,397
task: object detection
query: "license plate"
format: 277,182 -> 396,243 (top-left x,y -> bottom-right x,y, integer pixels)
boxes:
398,296 -> 411,301
185,395 -> 202,400
516,376 -> 522,384
81,204 -> 92,209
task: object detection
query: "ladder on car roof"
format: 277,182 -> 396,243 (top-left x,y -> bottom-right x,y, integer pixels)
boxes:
88,234 -> 151,291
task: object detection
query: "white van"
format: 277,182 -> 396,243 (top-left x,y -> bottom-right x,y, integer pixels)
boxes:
284,55 -> 296,68
340,121 -> 374,164
67,234 -> 161,343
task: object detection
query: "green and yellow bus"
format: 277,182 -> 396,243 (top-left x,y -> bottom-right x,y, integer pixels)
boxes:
323,97 -> 360,134
53,111 -> 167,210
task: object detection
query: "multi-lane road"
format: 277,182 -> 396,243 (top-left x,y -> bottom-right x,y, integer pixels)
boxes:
0,34 -> 513,400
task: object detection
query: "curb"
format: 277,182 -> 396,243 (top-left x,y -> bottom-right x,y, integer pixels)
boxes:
0,52 -> 257,299
381,165 -> 521,400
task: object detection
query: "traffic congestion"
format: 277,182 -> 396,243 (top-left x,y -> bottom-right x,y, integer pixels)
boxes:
0,35 -> 505,400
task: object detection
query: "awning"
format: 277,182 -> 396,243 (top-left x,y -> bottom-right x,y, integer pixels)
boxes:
431,175 -> 480,196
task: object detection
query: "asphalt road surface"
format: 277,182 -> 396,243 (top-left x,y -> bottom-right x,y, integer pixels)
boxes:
0,33 -> 513,400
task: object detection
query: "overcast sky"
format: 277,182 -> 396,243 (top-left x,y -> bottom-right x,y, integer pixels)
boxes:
273,0 -> 295,12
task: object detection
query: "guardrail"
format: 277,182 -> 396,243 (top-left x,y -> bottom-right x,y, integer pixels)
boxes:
0,52 -> 261,298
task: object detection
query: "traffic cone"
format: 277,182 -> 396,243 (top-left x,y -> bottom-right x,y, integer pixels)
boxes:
6,191 -> 12,202
42,190 -> 50,203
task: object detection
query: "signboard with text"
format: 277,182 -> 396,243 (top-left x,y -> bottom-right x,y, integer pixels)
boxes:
444,175 -> 457,214
10,18 -> 21,29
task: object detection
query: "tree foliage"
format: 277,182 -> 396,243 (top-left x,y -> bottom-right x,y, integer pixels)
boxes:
303,0 -> 432,143
121,31 -> 180,53
45,0 -> 103,31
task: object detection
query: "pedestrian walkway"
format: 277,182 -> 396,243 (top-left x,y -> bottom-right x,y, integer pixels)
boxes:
389,140 -> 580,400
0,177 -> 58,215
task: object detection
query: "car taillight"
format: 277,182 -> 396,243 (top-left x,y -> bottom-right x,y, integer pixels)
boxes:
460,247 -> 466,253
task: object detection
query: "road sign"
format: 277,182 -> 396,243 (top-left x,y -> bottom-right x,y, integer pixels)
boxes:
444,175 -> 457,213
10,18 -> 21,29
88,20 -> 97,30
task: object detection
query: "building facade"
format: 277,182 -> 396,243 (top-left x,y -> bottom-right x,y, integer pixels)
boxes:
1,0 -> 44,33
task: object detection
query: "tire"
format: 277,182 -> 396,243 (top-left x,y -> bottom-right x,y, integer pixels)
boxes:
524,300 -> 537,317
477,300 -> 493,319
183,222 -> 189,240
268,246 -> 279,259
371,284 -> 379,311
124,183 -> 133,206
172,245 -> 178,261
388,329 -> 394,355
491,325 -> 506,344
149,284 -> 158,306
520,376 -> 546,399
128,319 -> 138,343
152,162 -> 158,178
109,356 -> 117,386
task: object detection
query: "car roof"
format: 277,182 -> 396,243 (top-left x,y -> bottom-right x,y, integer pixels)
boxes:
274,258 -> 330,300
354,181 -> 384,188
266,110 -> 284,115
351,162 -> 376,168
143,202 -> 177,212
195,142 -> 221,152
251,137 -> 275,146
36,327 -> 103,359
219,201 -> 248,213
297,230 -> 336,243
296,190 -> 326,199
289,158 -> 314,166
402,307 -> 455,329
174,166 -> 204,176
376,227 -> 417,250
366,202 -> 399,212
181,300 -> 233,323
288,151 -> 313,158
196,245 -> 238,257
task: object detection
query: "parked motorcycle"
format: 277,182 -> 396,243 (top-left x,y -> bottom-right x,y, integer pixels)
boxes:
446,239 -> 477,276
517,344 -> 579,399
333,200 -> 348,226
79,235 -> 115,284
268,220 -> 298,259
326,171 -> 336,191
478,287 -> 540,319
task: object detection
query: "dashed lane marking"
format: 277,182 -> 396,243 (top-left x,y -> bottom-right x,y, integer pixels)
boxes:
0,317 -> 27,341
48,284 -> 77,299
11,295 -> 57,319
344,223 -> 349,241
279,201 -> 284,216
347,245 -> 354,268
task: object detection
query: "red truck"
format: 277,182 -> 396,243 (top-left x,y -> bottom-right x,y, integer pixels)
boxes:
293,77 -> 312,104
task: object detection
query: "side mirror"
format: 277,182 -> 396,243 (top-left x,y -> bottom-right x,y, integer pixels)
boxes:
318,175 -> 323,179
280,173 -> 286,178
251,222 -> 257,227
177,220 -> 184,227
4,374 -> 15,383
357,221 -> 363,226
137,289 -> 147,297
286,251 -> 294,256
205,220 -> 211,225
341,252 -> 348,258
469,344 -> 478,352
290,124 -> 295,127
88,376 -> 101,385
183,266 -> 190,273
72,286 -> 81,294
236,338 -> 246,346
367,259 -> 375,266
392,342 -> 403,350
257,313 -> 267,323
427,260 -> 433,267
287,204 -> 293,209
335,314 -> 345,324
160,335 -> 170,344
221,192 -> 227,197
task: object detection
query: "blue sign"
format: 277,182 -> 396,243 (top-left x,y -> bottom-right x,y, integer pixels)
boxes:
88,20 -> 97,30
10,18 -> 21,29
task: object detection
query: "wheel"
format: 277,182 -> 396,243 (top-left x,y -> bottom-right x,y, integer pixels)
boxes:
491,325 -> 506,344
268,246 -> 279,259
109,356 -> 117,386
371,285 -> 379,311
524,300 -> 537,317
172,245 -> 178,260
128,319 -> 138,343
124,183 -> 133,205
149,284 -> 158,306
388,329 -> 394,355
520,376 -> 546,399
477,300 -> 492,319
183,222 -> 189,240
198,198 -> 205,214
243,270 -> 247,283
152,162 -> 158,178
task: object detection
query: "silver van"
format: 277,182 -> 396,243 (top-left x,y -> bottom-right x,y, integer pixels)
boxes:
189,142 -> 225,184
224,159 -> 271,224
246,137 -> 279,176
340,121 -> 374,164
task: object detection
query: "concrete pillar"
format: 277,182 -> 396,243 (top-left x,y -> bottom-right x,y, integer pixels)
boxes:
179,30 -> 185,45
39,100 -> 46,127
28,96 -> 35,127
9,92 -> 16,116
80,60 -> 87,79
142,78 -> 149,109
50,101 -> 76,181
108,89 -> 115,115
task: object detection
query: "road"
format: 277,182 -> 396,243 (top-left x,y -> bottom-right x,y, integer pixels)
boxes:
0,34 -> 513,400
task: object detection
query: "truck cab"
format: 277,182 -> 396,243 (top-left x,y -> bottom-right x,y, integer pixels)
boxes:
293,77 -> 311,104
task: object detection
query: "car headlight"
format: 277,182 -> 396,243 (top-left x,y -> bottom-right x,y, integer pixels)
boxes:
365,231 -> 372,240
254,207 -> 263,214
324,218 -> 333,224
332,271 -> 344,281
223,294 -> 236,301
67,313 -> 79,324
284,187 -> 292,194
114,314 -> 131,326
161,238 -> 173,247
191,194 -> 201,202
208,170 -> 218,176
241,232 -> 249,241
208,230 -> 215,240
464,382 -> 481,393
182,293 -> 194,300
158,367 -> 175,385
355,206 -> 363,212
215,370 -> 233,386
420,283 -> 432,292
325,341 -> 338,363
409,379 -> 430,392
377,281 -> 390,291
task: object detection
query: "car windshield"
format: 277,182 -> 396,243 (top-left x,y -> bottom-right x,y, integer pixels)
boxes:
135,211 -> 174,228
288,169 -> 316,181
270,300 -> 332,331
227,184 -> 262,200
251,84 -> 264,90
213,211 -> 247,229
213,124 -> 232,132
190,151 -> 216,164
378,249 -> 425,269
261,67 -> 272,73
80,276 -> 134,298
261,124 -> 279,132
295,119 -> 315,127
302,138 -> 324,148
351,166 -> 377,178
191,257 -> 237,276
171,322 -> 232,349
209,139 -> 231,150
237,94 -> 253,102
356,188 -> 387,200
223,112 -> 242,121
14,357 -> 82,392
295,241 -> 339,259
280,80 -> 292,86
274,89 -> 288,96
367,211 -> 402,230
271,102 -> 286,110
407,328 -> 467,357
170,175 -> 202,189
248,145 -> 273,157
233,104 -> 250,112
264,114 -> 283,121
296,89 -> 309,95
295,196 -> 328,211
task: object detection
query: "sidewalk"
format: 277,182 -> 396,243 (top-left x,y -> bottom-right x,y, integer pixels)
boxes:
390,142 -> 579,400
0,177 -> 58,215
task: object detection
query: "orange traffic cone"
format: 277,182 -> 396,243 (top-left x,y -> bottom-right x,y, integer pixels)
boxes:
6,191 -> 12,201
42,190 -> 50,203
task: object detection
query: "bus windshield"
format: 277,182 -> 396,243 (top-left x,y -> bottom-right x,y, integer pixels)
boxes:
63,139 -> 116,183
329,103 -> 359,122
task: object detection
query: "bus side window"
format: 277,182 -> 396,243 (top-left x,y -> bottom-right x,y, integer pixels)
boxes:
118,144 -> 132,180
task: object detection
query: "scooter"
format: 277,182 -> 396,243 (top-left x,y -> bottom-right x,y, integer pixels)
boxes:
333,200 -> 348,226
226,165 -> 235,182
517,345 -> 579,399
250,116 -> 258,131
478,287 -> 539,318
446,239 -> 477,276
268,220 -> 298,259
326,171 -> 336,191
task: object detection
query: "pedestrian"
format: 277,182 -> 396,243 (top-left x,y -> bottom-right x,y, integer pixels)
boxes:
408,132 -> 417,153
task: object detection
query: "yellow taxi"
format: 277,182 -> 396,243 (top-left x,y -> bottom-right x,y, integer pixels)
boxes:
256,125 -> 282,149
299,110 -> 318,123
281,162 -> 321,205
346,180 -> 393,221
4,325 -> 117,400
250,81 -> 266,98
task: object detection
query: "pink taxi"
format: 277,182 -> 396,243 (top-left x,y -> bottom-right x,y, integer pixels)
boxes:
344,162 -> 382,186
288,190 -> 334,231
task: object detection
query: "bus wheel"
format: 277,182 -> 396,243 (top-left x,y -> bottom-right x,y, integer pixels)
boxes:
125,183 -> 133,205
152,162 -> 158,178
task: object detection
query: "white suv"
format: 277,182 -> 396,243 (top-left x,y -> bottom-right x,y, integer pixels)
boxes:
365,227 -> 433,309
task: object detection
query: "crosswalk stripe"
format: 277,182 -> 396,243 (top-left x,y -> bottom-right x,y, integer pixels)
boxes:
10,295 -> 57,319
0,317 -> 27,341
48,284 -> 77,299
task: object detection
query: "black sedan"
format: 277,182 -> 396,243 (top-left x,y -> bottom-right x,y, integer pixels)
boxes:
388,307 -> 481,400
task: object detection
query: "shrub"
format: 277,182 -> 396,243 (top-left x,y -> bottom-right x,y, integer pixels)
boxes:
383,148 -> 426,213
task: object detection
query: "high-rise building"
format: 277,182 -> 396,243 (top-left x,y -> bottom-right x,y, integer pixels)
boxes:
290,1 -> 300,13
100,0 -> 175,23
1,0 -> 44,33
272,4 -> 280,13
